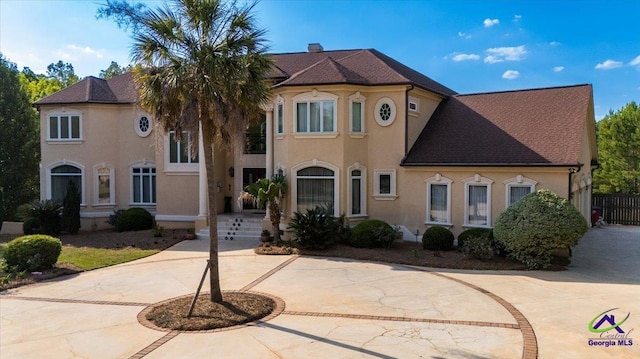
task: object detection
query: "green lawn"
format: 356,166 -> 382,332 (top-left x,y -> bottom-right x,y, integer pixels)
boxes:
0,244 -> 158,271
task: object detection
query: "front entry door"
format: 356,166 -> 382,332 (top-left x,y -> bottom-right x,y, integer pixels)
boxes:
242,168 -> 266,210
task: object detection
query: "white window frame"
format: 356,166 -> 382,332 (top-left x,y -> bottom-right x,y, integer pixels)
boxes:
165,130 -> 199,172
425,173 -> 452,225
275,95 -> 284,135
47,112 -> 82,141
349,91 -> 366,136
504,175 -> 537,207
292,91 -> 338,137
134,114 -> 153,137
373,169 -> 397,200
408,96 -> 420,114
347,163 -> 367,217
130,162 -> 156,206
374,97 -> 397,127
46,161 -> 85,205
463,174 -> 494,228
93,163 -> 115,206
291,160 -> 340,216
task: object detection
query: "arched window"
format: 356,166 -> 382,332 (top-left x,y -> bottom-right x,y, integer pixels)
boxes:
347,163 -> 367,217
296,166 -> 336,214
50,164 -> 82,203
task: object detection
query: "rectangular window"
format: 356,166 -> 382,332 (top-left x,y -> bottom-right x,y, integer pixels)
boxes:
169,131 -> 198,164
296,101 -> 335,133
467,185 -> 488,226
49,115 -> 81,140
508,185 -> 533,206
379,175 -> 391,194
132,167 -> 156,204
374,170 -> 396,198
429,184 -> 448,223
276,102 -> 284,134
97,167 -> 112,204
351,170 -> 362,215
351,101 -> 363,133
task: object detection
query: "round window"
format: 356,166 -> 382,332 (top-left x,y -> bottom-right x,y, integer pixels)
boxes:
134,115 -> 152,137
374,98 -> 396,127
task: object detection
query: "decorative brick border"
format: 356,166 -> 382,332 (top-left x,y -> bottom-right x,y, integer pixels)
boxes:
1,295 -> 149,307
240,255 -> 299,291
136,291 -> 286,334
128,332 -> 179,359
282,311 -> 519,329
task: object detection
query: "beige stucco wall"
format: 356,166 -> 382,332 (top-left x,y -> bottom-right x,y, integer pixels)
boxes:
39,103 -> 155,230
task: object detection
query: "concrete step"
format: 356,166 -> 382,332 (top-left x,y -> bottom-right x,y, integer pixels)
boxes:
197,214 -> 265,240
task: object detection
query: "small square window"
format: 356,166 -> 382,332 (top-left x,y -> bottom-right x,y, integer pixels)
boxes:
373,170 -> 396,199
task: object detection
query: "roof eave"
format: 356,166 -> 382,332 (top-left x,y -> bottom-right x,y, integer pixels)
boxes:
399,162 -> 582,168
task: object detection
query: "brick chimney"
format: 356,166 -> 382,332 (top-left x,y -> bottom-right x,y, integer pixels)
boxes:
307,43 -> 323,53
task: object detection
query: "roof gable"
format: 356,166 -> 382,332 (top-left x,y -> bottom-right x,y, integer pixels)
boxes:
403,84 -> 593,166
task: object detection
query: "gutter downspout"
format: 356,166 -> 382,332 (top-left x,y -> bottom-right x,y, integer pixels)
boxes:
567,163 -> 583,199
404,84 -> 414,155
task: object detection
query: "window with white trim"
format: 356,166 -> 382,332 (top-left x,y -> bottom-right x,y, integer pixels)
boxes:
50,164 -> 83,203
504,176 -> 537,207
95,165 -> 115,205
49,114 -> 81,140
276,100 -> 284,135
374,97 -> 396,127
132,166 -> 156,205
348,164 -> 367,216
296,166 -> 335,213
349,92 -> 366,134
425,174 -> 452,225
408,96 -> 420,113
464,175 -> 493,227
374,169 -> 396,198
135,115 -> 152,137
293,92 -> 338,134
169,131 -> 198,164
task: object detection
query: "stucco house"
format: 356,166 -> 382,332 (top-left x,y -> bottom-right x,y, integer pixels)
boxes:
34,44 -> 597,237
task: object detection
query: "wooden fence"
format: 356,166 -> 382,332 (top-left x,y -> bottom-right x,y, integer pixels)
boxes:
592,194 -> 640,225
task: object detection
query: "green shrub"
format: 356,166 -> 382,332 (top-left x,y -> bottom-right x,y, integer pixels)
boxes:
457,228 -> 493,250
461,235 -> 496,260
422,226 -> 454,250
0,187 -> 4,233
61,181 -> 81,234
493,189 -> 588,269
23,200 -> 62,236
3,235 -> 62,271
288,205 -> 338,249
23,217 -> 40,235
115,208 -> 153,232
106,209 -> 124,227
349,219 -> 398,248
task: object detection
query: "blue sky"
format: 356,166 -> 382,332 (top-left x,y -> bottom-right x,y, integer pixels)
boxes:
2,0 -> 639,120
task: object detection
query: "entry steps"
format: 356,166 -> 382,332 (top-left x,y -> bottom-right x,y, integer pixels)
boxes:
196,214 -> 264,240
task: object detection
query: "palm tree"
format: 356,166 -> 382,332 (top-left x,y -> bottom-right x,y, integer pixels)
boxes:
242,175 -> 287,243
100,0 -> 271,302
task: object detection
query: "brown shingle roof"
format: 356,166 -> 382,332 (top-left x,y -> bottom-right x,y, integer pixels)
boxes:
34,72 -> 137,106
270,49 -> 456,96
402,84 -> 593,166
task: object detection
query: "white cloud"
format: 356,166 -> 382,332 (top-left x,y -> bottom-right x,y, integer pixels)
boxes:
452,53 -> 480,61
56,44 -> 105,61
484,45 -> 527,64
629,55 -> 640,66
595,59 -> 623,70
549,41 -> 560,46
502,70 -> 520,80
67,44 -> 104,59
483,18 -> 499,27
513,14 -> 522,21
458,31 -> 471,39
553,66 -> 564,72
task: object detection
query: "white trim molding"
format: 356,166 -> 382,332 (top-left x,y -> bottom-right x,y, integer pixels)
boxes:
374,97 -> 397,127
93,163 -> 116,206
425,173 -> 453,226
373,169 -> 397,200
349,91 -> 366,135
347,162 -> 367,217
292,91 -> 339,135
291,159 -> 340,216
503,175 -> 537,207
463,174 -> 494,228
46,160 -> 86,205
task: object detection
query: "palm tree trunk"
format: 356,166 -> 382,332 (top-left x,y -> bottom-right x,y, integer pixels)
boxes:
270,201 -> 280,244
202,120 -> 223,303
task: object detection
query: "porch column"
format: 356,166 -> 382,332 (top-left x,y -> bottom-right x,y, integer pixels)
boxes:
264,104 -> 274,179
195,122 -> 208,231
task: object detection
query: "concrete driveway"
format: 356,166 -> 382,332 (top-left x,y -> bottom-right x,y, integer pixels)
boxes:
1,226 -> 638,358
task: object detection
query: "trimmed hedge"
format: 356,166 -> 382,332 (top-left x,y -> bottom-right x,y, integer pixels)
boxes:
457,228 -> 493,250
115,208 -> 153,232
493,189 -> 588,269
3,235 -> 62,271
349,219 -> 397,248
422,226 -> 454,250
461,234 -> 496,261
